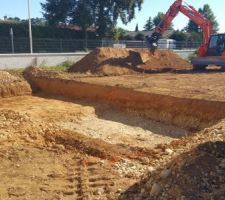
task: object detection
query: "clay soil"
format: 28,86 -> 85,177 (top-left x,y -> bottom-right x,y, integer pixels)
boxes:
69,48 -> 192,75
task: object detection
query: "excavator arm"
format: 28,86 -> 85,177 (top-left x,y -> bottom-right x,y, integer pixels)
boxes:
147,0 -> 213,57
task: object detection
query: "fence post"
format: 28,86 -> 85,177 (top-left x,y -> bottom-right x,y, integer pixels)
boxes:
60,39 -> 63,52
84,38 -> 88,51
10,28 -> 14,54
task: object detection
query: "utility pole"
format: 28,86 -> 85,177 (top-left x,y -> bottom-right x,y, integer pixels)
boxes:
28,0 -> 33,53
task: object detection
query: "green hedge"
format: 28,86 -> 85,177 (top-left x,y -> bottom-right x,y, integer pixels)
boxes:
0,23 -> 97,39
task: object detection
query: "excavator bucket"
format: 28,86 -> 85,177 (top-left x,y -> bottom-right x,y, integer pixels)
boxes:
138,51 -> 151,63
128,50 -> 150,64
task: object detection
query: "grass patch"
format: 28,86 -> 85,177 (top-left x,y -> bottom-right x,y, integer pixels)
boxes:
40,61 -> 73,72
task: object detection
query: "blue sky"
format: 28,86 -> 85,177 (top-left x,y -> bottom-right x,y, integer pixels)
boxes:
0,0 -> 224,32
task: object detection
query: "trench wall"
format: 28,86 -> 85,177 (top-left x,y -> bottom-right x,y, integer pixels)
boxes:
28,76 -> 225,131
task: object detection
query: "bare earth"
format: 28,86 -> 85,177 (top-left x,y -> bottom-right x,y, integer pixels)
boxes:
0,95 -> 190,200
0,69 -> 224,199
75,72 -> 225,102
0,96 -> 188,149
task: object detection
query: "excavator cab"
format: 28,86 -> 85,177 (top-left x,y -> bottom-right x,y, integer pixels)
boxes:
192,34 -> 225,70
207,34 -> 225,56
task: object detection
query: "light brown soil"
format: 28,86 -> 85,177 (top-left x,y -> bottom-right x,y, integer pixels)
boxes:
0,71 -> 31,98
0,68 -> 224,199
0,95 -> 191,200
69,48 -> 192,75
76,72 -> 225,102
0,95 -> 224,200
120,128 -> 225,200
25,67 -> 225,131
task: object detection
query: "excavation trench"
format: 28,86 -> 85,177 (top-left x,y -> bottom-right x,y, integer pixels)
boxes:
25,68 -> 225,131
1,68 -> 225,200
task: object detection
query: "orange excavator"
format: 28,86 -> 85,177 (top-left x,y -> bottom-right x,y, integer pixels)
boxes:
145,0 -> 225,70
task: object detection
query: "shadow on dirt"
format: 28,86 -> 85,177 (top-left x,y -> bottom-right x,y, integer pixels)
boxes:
35,93 -> 191,139
175,67 -> 225,74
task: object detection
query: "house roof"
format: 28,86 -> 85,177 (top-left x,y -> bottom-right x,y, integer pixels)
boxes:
0,19 -> 18,24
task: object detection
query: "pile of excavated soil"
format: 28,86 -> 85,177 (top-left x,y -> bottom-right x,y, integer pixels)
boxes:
120,121 -> 225,200
69,48 -> 192,75
0,71 -> 31,98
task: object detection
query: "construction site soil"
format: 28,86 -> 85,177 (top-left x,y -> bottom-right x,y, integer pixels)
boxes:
0,71 -> 31,98
25,67 -> 225,131
69,48 -> 192,75
0,63 -> 224,200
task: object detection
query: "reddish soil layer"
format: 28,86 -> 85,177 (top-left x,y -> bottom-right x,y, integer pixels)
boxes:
25,67 -> 225,130
69,48 -> 192,75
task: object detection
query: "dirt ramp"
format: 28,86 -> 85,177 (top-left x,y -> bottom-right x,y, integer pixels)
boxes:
69,48 -> 192,75
0,71 -> 31,98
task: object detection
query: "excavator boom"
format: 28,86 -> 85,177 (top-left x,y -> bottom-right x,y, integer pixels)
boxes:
138,0 -> 225,69
146,0 -> 213,57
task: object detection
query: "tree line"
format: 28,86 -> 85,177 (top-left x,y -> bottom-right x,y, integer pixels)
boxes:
41,0 -> 144,39
0,1 -> 219,42
41,1 -> 219,42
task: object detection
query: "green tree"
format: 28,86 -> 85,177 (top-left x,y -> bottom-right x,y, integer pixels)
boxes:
70,0 -> 94,40
144,17 -> 154,31
200,4 -> 219,33
135,24 -> 139,32
31,18 -> 47,26
135,33 -> 144,41
121,34 -> 134,40
153,12 -> 164,27
8,17 -> 21,22
187,32 -> 203,43
41,0 -> 73,25
185,4 -> 219,33
41,0 -> 144,38
185,20 -> 199,32
153,12 -> 174,30
170,30 -> 187,41
110,27 -> 126,41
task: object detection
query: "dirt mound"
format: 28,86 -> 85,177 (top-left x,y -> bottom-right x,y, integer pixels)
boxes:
123,142 -> 225,200
120,122 -> 225,200
69,48 -> 192,75
0,71 -> 31,98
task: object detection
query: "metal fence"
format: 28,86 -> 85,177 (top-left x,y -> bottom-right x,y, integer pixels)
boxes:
0,37 -> 200,54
